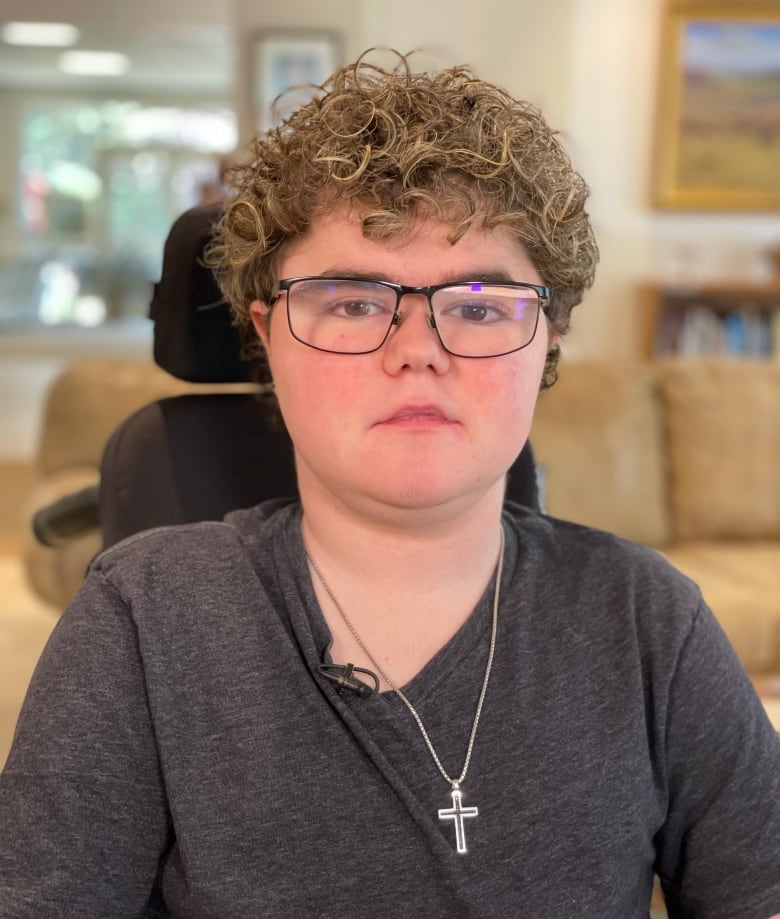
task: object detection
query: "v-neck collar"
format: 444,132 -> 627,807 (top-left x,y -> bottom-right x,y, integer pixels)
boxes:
269,504 -> 518,709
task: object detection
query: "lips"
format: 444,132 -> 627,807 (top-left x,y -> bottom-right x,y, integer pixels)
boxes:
376,404 -> 457,427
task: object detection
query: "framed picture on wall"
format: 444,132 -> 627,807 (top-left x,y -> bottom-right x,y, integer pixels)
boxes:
652,0 -> 780,210
252,29 -> 343,133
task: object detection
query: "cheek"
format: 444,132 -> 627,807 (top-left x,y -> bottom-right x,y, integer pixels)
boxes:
266,310 -> 346,410
472,358 -> 543,417
271,348 -> 370,435
467,355 -> 545,464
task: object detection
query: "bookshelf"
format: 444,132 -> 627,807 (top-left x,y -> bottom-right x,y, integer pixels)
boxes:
639,283 -> 780,360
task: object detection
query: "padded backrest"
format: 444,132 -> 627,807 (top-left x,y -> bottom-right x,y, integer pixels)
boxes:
149,201 -> 262,383
99,393 -> 298,547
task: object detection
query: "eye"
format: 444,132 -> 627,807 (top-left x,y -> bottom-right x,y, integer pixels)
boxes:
332,298 -> 386,318
456,302 -> 491,322
318,281 -> 396,320
446,299 -> 511,323
291,279 -> 396,320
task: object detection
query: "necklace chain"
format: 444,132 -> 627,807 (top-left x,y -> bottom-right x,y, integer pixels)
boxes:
306,527 -> 505,790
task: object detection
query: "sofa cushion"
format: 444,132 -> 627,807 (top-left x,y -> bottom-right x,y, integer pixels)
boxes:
530,362 -> 671,546
660,541 -> 780,673
37,359 -> 257,475
659,359 -> 780,540
37,360 -> 189,474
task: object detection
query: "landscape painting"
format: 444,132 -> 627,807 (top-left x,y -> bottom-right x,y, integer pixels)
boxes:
653,6 -> 780,209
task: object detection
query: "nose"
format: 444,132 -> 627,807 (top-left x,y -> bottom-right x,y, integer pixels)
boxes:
382,294 -> 450,375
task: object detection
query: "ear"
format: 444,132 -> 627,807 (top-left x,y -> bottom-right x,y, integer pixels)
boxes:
249,300 -> 272,353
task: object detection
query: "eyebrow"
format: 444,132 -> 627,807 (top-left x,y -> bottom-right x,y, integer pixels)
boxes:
314,268 -> 521,285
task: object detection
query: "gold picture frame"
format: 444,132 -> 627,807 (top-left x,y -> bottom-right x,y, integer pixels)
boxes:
652,0 -> 780,210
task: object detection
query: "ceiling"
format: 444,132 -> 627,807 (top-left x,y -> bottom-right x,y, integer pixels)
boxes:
0,22 -> 233,96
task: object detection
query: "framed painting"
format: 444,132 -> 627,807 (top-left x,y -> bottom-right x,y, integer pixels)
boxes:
252,29 -> 343,133
652,1 -> 780,210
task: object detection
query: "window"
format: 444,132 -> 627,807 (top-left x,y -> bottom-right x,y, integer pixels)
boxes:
4,98 -> 236,327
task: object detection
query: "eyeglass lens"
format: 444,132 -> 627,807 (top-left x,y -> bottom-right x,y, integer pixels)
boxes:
285,279 -> 541,357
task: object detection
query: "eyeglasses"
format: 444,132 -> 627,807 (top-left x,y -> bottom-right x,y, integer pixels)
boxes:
271,277 -> 550,358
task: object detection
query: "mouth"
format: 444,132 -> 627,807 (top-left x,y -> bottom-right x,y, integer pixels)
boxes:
376,405 -> 457,429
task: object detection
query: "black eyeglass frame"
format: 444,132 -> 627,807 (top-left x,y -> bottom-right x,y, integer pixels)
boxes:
270,276 -> 551,358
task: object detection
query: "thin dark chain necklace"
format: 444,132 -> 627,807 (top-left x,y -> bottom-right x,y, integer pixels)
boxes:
306,526 -> 505,854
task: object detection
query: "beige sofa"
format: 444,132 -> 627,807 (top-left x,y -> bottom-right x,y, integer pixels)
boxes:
22,357 -> 780,674
21,359 -> 255,610
530,358 -> 780,674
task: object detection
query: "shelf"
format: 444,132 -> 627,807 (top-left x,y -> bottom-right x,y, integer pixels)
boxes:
639,282 -> 780,360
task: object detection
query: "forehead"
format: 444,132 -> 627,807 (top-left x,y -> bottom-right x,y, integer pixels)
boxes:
278,205 -> 541,285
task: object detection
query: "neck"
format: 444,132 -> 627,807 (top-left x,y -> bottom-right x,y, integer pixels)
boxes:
298,472 -> 507,690
299,478 -> 506,593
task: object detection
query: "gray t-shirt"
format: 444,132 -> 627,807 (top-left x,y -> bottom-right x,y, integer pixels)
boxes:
1,501 -> 778,918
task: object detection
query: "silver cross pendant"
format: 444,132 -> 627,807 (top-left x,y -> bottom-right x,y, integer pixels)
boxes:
438,782 -> 478,854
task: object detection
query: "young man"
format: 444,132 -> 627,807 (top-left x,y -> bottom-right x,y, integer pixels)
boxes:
1,52 -> 778,918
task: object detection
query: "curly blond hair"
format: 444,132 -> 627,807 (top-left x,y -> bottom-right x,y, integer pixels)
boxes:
210,50 -> 598,387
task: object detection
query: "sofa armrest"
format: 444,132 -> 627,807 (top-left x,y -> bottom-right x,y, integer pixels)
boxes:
21,466 -> 101,610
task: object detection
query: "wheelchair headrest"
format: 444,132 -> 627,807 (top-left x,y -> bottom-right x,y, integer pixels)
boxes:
150,201 -> 260,383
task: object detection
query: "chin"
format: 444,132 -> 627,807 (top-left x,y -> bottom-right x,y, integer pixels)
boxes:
366,469 -> 506,514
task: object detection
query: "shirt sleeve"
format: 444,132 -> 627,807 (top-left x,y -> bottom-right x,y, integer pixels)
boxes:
655,601 -> 780,919
0,566 -> 170,917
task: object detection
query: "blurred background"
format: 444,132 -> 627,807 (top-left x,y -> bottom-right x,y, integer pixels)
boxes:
1,0 -> 779,465
1,0 -> 779,463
